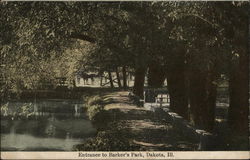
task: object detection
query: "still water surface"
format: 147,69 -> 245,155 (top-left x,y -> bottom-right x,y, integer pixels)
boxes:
1,99 -> 96,151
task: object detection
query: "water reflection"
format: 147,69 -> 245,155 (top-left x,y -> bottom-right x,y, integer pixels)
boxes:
1,134 -> 85,151
74,104 -> 80,117
1,99 -> 96,151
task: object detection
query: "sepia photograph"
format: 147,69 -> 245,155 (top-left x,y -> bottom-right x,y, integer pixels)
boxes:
0,0 -> 249,159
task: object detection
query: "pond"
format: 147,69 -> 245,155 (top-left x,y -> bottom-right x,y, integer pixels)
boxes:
0,99 -> 96,151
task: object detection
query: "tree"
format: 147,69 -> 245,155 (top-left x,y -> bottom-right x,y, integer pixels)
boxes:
122,66 -> 128,89
225,3 -> 249,138
0,1 -> 96,95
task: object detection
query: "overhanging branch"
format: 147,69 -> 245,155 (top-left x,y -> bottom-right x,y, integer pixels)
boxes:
70,33 -> 96,43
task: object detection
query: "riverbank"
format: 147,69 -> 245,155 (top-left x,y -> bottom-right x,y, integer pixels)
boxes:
2,87 -> 122,101
75,91 -> 199,151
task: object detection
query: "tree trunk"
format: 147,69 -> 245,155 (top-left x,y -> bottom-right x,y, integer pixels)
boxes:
148,62 -> 166,88
228,24 -> 249,137
166,68 -> 188,119
108,71 -> 114,88
133,67 -> 146,98
189,69 -> 217,132
165,46 -> 189,119
100,75 -> 103,86
72,79 -> 76,88
228,57 -> 249,137
115,68 -> 122,88
122,66 -> 127,89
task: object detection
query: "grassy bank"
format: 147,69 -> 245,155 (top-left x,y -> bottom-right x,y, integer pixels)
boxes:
83,95 -> 113,124
74,122 -> 141,151
75,93 -> 142,151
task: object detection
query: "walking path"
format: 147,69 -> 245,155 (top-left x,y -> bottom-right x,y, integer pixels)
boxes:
101,91 -> 198,151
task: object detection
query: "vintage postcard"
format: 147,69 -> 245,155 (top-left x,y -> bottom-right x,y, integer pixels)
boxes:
0,0 -> 249,159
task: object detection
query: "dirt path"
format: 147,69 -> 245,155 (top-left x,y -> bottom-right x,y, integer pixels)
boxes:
101,91 -> 198,151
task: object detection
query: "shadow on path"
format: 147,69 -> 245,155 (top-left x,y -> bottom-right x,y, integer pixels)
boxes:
100,91 -> 199,151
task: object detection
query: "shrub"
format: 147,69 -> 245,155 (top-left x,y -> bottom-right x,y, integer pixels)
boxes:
1,103 -> 9,116
87,104 -> 103,121
1,102 -> 34,118
74,129 -> 141,151
83,95 -> 113,128
87,96 -> 104,106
